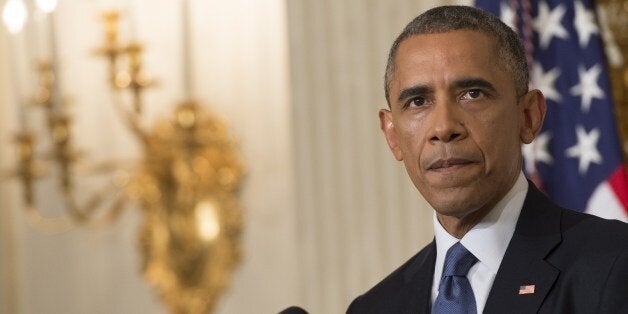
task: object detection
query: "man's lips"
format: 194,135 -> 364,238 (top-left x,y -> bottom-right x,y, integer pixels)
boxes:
427,158 -> 476,170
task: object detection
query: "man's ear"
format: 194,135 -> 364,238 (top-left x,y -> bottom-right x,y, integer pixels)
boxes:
519,89 -> 546,144
379,109 -> 404,161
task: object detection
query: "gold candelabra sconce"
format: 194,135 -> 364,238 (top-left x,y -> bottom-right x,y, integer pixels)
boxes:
5,5 -> 245,314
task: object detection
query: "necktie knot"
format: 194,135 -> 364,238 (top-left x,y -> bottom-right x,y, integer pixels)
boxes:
432,242 -> 479,314
442,242 -> 478,277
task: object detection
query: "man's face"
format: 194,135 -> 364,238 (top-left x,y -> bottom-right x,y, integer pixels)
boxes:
381,30 -> 540,219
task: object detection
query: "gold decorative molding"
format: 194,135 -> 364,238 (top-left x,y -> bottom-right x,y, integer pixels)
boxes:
599,0 -> 628,159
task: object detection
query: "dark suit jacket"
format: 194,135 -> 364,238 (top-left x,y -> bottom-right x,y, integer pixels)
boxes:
347,183 -> 628,313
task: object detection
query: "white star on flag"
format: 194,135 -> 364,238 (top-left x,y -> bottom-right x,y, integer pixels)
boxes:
565,125 -> 603,175
500,2 -> 517,31
574,0 -> 599,48
533,1 -> 569,49
523,131 -> 553,174
532,62 -> 561,103
569,64 -> 605,113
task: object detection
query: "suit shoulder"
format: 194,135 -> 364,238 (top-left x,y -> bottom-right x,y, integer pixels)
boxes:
347,242 -> 435,313
549,208 -> 628,275
361,243 -> 433,295
560,208 -> 628,250
543,209 -> 628,312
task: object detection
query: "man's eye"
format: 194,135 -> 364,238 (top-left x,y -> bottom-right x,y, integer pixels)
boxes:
461,89 -> 483,100
408,97 -> 426,107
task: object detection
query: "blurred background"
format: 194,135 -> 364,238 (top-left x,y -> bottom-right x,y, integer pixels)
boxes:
0,0 -> 463,313
1,0 -> 626,313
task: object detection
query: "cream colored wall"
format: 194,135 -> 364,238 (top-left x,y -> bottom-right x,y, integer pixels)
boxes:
0,0 -> 469,313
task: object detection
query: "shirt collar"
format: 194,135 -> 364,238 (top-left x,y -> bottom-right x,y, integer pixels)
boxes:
433,172 -> 528,274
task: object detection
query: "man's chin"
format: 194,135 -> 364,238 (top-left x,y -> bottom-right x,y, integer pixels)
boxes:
432,204 -> 479,219
422,190 -> 483,218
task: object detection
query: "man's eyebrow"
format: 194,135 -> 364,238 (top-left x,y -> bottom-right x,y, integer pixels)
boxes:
453,78 -> 497,92
397,85 -> 432,102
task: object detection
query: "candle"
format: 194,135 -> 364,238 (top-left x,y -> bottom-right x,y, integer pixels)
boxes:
32,8 -> 46,63
181,0 -> 192,99
35,0 -> 56,61
3,0 -> 29,130
34,0 -> 60,112
46,3 -> 61,112
25,7 -> 40,67
11,36 -> 28,130
128,0 -> 138,39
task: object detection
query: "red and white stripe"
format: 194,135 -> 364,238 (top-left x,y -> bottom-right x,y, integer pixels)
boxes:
586,166 -> 628,222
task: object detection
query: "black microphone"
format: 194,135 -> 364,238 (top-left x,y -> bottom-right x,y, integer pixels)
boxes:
277,306 -> 309,314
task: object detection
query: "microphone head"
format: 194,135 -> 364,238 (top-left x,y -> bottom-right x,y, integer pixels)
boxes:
278,306 -> 309,314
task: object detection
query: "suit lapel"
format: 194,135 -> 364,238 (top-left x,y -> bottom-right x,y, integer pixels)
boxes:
484,183 -> 562,314
399,240 -> 436,313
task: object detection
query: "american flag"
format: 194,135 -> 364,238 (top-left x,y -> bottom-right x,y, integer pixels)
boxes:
518,284 -> 536,294
474,0 -> 628,221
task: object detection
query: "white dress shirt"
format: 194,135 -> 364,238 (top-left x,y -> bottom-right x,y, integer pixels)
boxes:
430,172 -> 528,314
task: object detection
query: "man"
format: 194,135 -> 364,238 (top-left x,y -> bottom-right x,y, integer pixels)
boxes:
347,5 -> 628,314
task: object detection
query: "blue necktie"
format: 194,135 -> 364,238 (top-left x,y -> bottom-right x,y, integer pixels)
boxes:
432,242 -> 478,314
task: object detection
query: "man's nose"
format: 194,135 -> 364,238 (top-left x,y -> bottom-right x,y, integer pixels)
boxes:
428,100 -> 467,143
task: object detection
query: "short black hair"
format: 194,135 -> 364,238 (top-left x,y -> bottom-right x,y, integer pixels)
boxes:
384,5 -> 528,105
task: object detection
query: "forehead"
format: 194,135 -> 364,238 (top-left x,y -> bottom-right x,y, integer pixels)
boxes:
392,30 -> 505,92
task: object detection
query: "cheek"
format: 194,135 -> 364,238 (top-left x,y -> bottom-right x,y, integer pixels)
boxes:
396,118 -> 428,158
476,114 -> 521,169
